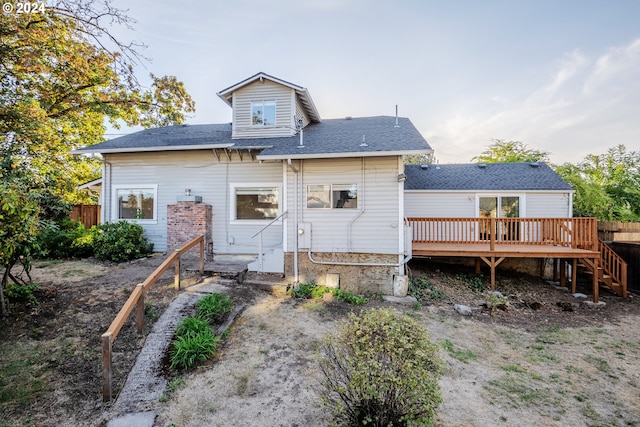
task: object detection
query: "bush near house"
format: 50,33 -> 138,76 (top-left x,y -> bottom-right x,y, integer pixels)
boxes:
92,221 -> 153,263
318,308 -> 443,426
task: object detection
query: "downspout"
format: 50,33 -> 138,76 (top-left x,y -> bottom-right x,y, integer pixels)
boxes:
287,158 -> 299,287
102,158 -> 112,223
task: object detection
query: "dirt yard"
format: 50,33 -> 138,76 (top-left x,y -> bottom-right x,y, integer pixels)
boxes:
1,257 -> 639,427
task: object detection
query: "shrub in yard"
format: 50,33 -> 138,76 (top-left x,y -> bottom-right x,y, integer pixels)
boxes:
318,308 -> 443,426
169,327 -> 219,370
92,221 -> 153,263
38,219 -> 94,258
196,293 -> 233,324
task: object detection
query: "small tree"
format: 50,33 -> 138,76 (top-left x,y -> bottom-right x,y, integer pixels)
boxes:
318,308 -> 443,426
472,139 -> 550,163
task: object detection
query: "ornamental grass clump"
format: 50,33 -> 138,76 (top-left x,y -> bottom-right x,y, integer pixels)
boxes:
196,293 -> 233,324
318,308 -> 443,426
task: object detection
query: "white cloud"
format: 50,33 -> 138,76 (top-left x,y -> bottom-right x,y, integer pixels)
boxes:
431,38 -> 640,165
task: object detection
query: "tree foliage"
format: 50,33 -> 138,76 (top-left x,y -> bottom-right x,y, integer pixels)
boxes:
472,139 -> 550,163
0,0 -> 195,314
556,145 -> 640,220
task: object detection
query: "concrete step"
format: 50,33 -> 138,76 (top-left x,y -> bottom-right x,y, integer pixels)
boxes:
243,272 -> 290,296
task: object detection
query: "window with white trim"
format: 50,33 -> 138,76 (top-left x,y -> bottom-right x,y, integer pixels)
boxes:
306,184 -> 357,209
233,186 -> 279,220
251,100 -> 276,126
114,186 -> 157,221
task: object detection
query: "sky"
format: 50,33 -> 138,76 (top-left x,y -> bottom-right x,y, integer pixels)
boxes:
107,0 -> 640,165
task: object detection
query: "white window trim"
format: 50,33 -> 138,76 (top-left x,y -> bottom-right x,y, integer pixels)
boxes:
306,183 -> 359,210
230,183 -> 282,225
475,194 -> 526,218
112,184 -> 159,224
250,100 -> 276,127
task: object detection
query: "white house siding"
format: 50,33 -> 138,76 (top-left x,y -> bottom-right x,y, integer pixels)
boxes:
525,193 -> 572,217
104,151 -> 283,253
404,191 -> 476,218
232,80 -> 295,139
285,156 -> 402,255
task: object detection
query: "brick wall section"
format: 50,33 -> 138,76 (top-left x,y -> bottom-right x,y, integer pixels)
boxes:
284,252 -> 399,295
167,202 -> 212,254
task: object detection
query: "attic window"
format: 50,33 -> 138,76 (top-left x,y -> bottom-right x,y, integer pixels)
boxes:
251,100 -> 276,126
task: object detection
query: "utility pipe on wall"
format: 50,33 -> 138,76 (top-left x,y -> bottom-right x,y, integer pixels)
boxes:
287,158 -> 299,286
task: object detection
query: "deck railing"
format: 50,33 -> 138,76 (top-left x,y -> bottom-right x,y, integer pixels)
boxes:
101,235 -> 205,401
406,217 -> 598,251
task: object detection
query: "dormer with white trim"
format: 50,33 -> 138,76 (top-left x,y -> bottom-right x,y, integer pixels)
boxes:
217,72 -> 321,139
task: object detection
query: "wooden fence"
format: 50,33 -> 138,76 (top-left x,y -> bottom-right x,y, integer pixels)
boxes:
598,221 -> 640,242
70,204 -> 101,228
101,235 -> 205,401
406,217 -> 598,251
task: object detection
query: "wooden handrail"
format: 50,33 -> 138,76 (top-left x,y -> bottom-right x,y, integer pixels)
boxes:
406,217 -> 597,249
101,234 -> 205,401
598,239 -> 628,297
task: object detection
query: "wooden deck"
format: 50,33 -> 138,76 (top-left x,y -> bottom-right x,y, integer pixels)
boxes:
406,217 -> 626,302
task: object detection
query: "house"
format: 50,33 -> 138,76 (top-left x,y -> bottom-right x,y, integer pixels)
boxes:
74,72 -> 433,295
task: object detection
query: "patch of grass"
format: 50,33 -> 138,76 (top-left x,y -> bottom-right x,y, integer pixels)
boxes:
159,377 -> 185,402
301,300 -> 324,311
175,317 -> 211,338
34,259 -> 64,268
527,344 -> 558,363
145,301 -> 160,321
0,342 -> 52,410
485,373 -> 551,408
61,268 -> 89,277
170,329 -> 219,371
196,293 -> 233,324
441,339 -> 478,363
584,355 -> 612,374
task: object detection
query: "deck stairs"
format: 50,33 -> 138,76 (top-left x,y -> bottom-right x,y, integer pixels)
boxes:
578,239 -> 628,298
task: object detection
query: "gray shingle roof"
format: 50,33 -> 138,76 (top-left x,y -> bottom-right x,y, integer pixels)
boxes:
404,163 -> 573,191
74,116 -> 431,158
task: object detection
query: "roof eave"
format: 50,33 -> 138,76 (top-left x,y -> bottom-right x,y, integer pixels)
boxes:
71,143 -> 235,155
257,148 -> 431,161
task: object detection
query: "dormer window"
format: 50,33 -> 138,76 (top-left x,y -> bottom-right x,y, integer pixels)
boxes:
251,100 -> 276,126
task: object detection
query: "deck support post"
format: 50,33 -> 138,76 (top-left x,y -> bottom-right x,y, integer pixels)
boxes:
592,257 -> 599,303
480,256 -> 505,290
553,258 -> 559,282
475,258 -> 481,274
560,259 -> 567,288
571,258 -> 577,294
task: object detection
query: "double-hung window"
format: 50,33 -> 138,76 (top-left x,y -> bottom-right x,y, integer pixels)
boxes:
251,100 -> 276,126
113,185 -> 158,222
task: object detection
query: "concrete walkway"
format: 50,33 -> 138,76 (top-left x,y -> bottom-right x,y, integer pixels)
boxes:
107,276 -> 234,427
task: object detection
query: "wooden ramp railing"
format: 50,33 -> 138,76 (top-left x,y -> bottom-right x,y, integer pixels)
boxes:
101,235 -> 205,401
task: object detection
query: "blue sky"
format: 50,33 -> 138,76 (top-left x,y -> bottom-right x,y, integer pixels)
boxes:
109,0 -> 640,164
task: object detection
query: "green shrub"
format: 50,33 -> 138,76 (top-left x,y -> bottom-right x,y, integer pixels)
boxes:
92,221 -> 153,263
5,282 -> 38,304
176,317 -> 211,338
37,219 -> 94,259
409,277 -> 446,304
169,328 -> 219,371
196,293 -> 233,324
288,281 -> 325,299
318,308 -> 443,426
332,288 -> 368,305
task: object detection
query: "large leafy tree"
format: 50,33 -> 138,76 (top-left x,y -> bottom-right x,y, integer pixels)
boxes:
472,139 -> 550,163
0,0 -> 195,313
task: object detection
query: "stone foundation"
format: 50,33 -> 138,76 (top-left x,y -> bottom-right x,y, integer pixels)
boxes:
285,252 -> 401,295
167,201 -> 212,254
